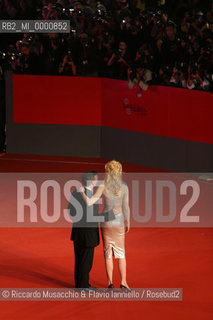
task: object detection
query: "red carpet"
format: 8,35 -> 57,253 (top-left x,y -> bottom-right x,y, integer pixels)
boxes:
0,154 -> 212,320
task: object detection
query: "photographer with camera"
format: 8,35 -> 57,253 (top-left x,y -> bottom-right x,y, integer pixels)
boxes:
191,11 -> 207,38
59,51 -> 77,76
42,33 -> 66,75
162,21 -> 179,66
75,32 -> 99,76
107,41 -> 131,80
7,38 -> 42,74
97,31 -> 115,77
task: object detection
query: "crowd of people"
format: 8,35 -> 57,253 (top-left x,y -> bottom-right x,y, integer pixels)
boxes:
0,0 -> 213,92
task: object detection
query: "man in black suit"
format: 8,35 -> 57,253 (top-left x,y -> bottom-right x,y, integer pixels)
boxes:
68,171 -> 100,289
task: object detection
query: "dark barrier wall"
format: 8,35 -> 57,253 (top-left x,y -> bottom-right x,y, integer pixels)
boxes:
6,71 -> 213,171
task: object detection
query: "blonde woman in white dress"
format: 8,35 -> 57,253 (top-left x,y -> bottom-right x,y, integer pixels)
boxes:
79,160 -> 130,290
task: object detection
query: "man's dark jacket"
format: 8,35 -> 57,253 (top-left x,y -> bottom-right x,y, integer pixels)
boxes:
68,188 -> 100,247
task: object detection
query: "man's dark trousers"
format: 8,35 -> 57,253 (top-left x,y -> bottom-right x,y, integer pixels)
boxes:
74,242 -> 94,288
68,187 -> 99,288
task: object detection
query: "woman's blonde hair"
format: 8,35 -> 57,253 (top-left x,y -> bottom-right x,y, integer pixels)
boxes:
105,160 -> 122,196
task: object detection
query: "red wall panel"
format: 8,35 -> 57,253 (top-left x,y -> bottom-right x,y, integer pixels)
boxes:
13,75 -> 102,126
13,74 -> 213,144
102,79 -> 213,144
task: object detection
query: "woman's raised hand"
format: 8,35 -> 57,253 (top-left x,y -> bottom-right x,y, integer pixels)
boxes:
78,185 -> 84,193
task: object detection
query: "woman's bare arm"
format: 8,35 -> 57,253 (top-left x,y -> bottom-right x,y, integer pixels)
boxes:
80,184 -> 105,206
122,185 -> 130,230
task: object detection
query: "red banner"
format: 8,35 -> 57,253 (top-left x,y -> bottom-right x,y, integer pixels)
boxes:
13,75 -> 213,144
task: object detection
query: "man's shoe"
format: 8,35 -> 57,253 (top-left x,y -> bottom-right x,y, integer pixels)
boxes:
87,286 -> 97,291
